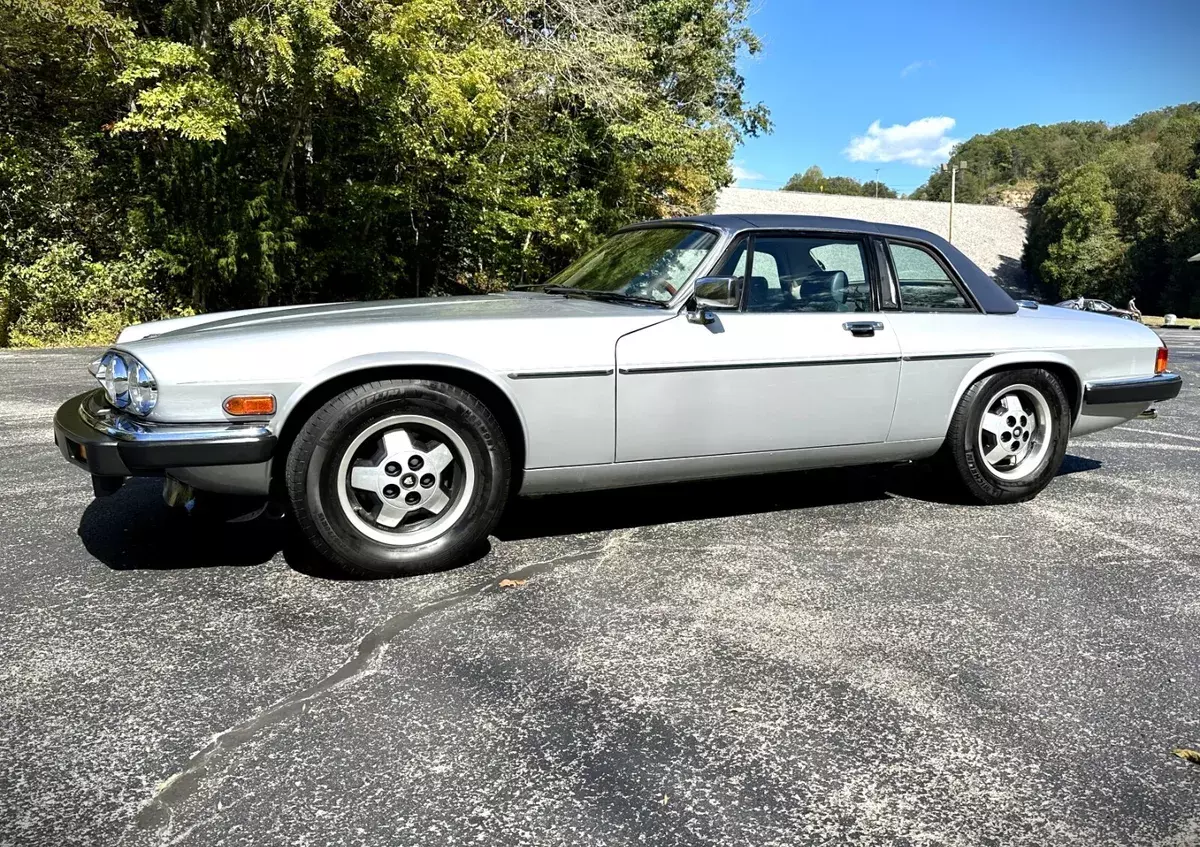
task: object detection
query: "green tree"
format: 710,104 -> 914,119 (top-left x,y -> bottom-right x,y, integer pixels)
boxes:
1032,164 -> 1126,300
781,166 -> 896,198
782,165 -> 826,192
0,0 -> 770,345
859,180 -> 898,199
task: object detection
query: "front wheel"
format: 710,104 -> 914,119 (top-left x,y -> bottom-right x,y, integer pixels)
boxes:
285,379 -> 510,578
940,368 -> 1071,505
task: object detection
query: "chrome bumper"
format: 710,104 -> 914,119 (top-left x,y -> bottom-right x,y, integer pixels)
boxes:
55,389 -> 276,479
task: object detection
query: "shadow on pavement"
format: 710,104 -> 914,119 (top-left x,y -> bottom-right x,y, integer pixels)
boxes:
77,479 -> 284,571
77,455 -> 1104,572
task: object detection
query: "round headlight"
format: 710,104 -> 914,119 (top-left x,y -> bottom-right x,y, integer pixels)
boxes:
127,360 -> 158,416
98,352 -> 129,407
93,350 -> 156,415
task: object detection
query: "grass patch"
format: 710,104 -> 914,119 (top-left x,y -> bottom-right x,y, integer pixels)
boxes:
1144,315 -> 1199,328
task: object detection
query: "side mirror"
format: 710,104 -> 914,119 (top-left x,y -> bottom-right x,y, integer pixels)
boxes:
687,276 -> 741,325
693,276 -> 742,309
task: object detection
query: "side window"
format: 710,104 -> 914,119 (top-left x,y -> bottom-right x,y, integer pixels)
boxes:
888,242 -> 973,311
713,237 -> 748,279
745,236 -> 869,313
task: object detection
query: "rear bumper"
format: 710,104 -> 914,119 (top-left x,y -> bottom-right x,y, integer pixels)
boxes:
54,389 -> 276,478
1083,373 -> 1182,405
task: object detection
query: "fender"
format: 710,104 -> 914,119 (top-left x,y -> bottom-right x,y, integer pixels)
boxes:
948,351 -> 1083,426
276,350 -> 531,458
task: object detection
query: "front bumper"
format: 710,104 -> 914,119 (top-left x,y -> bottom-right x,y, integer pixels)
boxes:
54,389 -> 277,478
1083,373 -> 1183,405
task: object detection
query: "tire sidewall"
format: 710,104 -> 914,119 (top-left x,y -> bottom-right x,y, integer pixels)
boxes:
958,369 -> 1070,502
290,381 -> 509,576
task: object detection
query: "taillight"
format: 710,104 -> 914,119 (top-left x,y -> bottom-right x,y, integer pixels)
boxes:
1155,346 -> 1169,375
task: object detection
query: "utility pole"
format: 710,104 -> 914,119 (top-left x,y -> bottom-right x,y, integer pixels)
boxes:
948,164 -> 958,243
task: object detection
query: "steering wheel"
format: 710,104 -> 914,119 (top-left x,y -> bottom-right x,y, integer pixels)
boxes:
663,282 -> 677,297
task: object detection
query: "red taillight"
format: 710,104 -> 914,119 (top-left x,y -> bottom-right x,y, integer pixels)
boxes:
1155,346 -> 1169,375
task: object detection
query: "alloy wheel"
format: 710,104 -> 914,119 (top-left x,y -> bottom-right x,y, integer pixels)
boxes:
335,414 -> 475,546
976,383 -> 1053,482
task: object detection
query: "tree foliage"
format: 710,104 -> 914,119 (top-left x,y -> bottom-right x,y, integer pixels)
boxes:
0,0 -> 769,346
912,105 -> 1200,314
782,165 -> 898,198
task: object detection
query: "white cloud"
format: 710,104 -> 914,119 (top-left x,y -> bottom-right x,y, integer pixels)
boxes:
901,59 -> 933,78
844,117 -> 959,167
732,162 -> 766,186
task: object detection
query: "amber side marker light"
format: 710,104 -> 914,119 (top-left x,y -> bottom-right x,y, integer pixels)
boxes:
1155,346 -> 1169,375
224,395 -> 276,416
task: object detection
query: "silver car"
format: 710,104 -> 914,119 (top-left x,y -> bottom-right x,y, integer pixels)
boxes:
55,215 -> 1182,577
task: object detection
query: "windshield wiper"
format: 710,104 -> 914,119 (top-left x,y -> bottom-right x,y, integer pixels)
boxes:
540,285 -> 669,308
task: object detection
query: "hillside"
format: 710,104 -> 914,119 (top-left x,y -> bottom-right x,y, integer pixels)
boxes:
906,105 -> 1200,314
715,187 -> 1031,295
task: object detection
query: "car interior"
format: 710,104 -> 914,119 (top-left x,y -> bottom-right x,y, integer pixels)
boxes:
735,237 -> 871,313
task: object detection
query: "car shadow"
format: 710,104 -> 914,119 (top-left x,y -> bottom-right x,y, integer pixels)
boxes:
77,479 -> 285,571
77,456 -> 1104,574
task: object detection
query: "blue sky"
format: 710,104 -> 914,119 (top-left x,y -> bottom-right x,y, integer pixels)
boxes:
732,0 -> 1200,195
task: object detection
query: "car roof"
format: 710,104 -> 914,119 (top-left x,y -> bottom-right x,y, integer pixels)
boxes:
621,213 -> 1020,315
642,213 -> 934,241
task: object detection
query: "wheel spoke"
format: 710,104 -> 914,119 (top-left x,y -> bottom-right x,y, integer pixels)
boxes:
382,428 -> 414,458
1001,394 -> 1023,416
423,488 -> 450,515
981,413 -> 1007,437
375,501 -> 410,528
984,443 -> 1010,465
424,442 -> 454,473
350,464 -> 382,492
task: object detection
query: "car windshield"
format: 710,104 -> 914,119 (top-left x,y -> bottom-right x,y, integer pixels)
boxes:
542,226 -> 718,303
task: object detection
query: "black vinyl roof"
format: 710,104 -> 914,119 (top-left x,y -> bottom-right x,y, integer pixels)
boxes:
625,213 -> 1019,315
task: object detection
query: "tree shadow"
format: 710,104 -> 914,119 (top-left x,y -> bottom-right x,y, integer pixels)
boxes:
78,456 -> 1104,574
992,255 -> 1036,299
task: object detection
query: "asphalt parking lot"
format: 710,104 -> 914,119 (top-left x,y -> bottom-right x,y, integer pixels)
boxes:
2,336 -> 1199,846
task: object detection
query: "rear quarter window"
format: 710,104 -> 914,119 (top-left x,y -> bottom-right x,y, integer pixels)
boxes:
888,242 -> 974,312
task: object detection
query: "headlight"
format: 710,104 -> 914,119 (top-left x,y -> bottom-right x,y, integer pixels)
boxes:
91,350 -> 157,415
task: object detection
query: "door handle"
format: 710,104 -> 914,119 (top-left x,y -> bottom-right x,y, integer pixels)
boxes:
842,320 -> 885,337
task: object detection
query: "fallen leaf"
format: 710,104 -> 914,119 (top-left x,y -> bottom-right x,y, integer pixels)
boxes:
498,578 -> 527,588
1172,748 -> 1200,765
661,794 -> 669,805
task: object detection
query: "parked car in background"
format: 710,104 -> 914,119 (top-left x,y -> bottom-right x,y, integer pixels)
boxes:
1056,298 -> 1141,321
55,215 -> 1182,578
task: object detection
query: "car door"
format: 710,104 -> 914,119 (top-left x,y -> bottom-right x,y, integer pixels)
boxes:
614,232 -> 902,462
877,237 -> 1003,442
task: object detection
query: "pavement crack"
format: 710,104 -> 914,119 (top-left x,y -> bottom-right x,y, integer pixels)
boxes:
128,546 -> 603,842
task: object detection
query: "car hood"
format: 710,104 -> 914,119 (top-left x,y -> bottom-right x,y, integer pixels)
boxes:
117,292 -> 666,343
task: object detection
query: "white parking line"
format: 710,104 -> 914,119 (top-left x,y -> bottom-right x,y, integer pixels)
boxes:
1117,425 -> 1200,443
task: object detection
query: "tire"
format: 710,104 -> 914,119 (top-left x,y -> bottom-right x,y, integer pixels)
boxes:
284,379 -> 510,578
940,368 -> 1071,505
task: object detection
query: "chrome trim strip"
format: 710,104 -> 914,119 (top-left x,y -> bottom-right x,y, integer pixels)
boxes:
619,356 -> 902,375
901,352 -> 994,362
79,391 -> 271,444
507,369 -> 615,380
1084,373 -> 1178,389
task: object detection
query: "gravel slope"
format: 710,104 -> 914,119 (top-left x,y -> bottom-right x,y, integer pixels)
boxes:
716,187 -> 1031,296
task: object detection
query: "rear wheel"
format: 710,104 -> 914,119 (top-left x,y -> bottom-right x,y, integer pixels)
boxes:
285,379 -> 510,578
941,368 -> 1071,504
